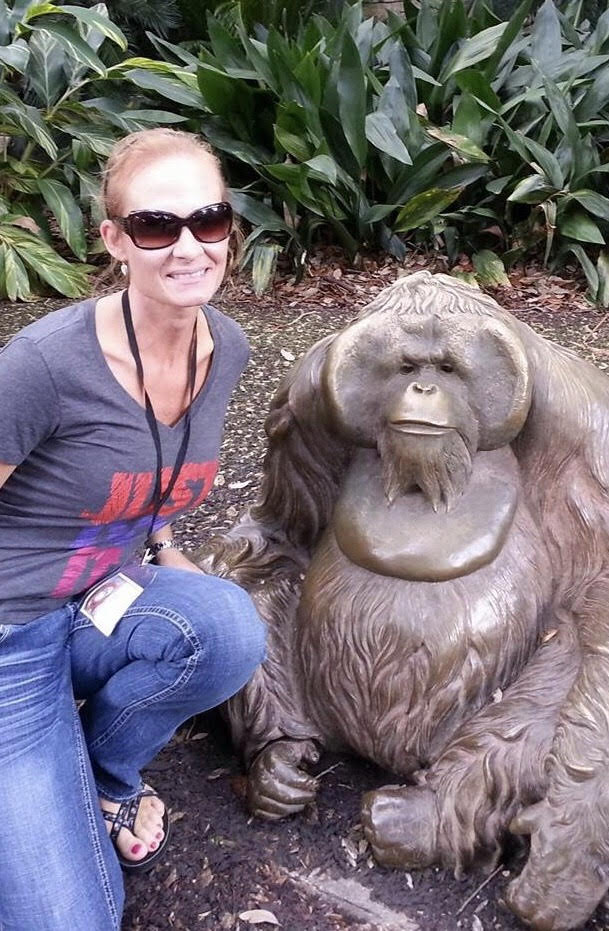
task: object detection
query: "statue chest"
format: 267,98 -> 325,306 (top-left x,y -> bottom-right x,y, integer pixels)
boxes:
332,446 -> 521,582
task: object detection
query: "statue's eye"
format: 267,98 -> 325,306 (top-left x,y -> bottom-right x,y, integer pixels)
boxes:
440,362 -> 454,373
401,361 -> 415,374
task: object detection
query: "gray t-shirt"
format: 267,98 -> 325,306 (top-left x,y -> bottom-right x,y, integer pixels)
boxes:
0,298 -> 249,624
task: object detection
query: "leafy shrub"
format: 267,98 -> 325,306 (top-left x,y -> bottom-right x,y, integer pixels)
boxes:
0,0 -> 191,300
134,0 -> 609,298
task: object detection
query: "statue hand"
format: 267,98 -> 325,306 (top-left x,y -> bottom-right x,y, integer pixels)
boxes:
506,799 -> 609,930
247,739 -> 320,820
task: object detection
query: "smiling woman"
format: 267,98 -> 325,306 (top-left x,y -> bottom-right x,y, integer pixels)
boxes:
0,129 -> 266,931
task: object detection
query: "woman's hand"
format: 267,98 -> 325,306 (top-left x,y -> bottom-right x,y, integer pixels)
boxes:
153,546 -> 204,573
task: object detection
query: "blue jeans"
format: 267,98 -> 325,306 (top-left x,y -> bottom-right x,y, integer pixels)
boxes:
0,567 -> 265,931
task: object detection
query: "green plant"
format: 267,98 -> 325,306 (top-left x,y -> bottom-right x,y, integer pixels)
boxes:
0,0 -> 191,300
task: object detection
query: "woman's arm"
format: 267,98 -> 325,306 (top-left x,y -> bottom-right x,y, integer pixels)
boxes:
147,524 -> 203,573
0,463 -> 17,490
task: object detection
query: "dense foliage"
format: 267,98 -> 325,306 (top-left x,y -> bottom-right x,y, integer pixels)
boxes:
0,0 -> 190,299
1,0 -> 609,302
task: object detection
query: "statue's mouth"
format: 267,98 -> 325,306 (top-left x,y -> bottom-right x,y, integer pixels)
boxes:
389,420 -> 454,436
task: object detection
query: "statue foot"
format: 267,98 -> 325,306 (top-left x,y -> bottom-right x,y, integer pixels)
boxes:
361,784 -> 439,869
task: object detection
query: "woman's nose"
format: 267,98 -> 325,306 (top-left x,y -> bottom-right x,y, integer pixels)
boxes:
172,226 -> 203,258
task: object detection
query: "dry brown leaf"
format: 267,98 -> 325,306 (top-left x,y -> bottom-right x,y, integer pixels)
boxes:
169,810 -> 185,823
238,909 -> 280,926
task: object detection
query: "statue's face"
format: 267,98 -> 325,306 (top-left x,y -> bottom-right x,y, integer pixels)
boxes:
321,309 -> 531,507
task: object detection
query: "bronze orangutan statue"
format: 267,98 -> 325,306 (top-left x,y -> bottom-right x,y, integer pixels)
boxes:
203,271 -> 609,930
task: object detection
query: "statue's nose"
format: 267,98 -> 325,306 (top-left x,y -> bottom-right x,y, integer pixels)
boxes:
411,382 -> 437,395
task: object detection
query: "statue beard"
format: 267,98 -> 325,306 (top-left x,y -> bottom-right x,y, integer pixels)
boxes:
377,427 -> 474,512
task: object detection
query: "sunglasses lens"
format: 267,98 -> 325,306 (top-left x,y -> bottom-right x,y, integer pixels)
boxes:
130,213 -> 180,249
190,203 -> 233,243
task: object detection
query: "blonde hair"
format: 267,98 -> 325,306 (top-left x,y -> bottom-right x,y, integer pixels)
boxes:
101,127 -> 225,218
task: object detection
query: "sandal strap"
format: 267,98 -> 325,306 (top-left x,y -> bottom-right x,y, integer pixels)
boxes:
101,786 -> 160,843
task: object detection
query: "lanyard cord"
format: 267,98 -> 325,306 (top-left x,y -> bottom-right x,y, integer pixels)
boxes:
121,289 -> 198,541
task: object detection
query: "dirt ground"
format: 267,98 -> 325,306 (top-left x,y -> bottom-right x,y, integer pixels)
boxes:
3,253 -> 609,931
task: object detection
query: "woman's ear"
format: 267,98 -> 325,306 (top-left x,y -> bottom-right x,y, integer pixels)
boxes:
99,218 -> 125,262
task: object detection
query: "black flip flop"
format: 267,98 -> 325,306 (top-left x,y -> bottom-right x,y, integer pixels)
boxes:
102,785 -> 171,875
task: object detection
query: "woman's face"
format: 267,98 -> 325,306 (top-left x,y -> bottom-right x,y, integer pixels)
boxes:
101,152 -> 230,312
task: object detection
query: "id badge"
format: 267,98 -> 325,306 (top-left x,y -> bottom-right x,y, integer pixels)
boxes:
79,571 -> 144,637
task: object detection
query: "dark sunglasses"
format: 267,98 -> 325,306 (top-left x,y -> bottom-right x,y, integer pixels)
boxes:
113,202 -> 233,250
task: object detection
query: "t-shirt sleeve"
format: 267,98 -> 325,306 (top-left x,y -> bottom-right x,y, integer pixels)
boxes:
0,336 -> 60,464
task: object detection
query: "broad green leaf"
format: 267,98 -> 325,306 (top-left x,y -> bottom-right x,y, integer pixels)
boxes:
361,204 -> 401,224
440,23 -> 507,81
229,191 -> 292,233
304,155 -> 338,186
577,65 -> 609,124
145,32 -> 200,68
453,93 -> 485,147
484,0 -> 533,81
365,112 -> 411,165
530,0 -> 561,72
559,210 -> 605,244
424,124 -> 489,162
59,5 -> 127,50
378,74 -> 410,139
37,179 -> 87,259
275,125 -> 312,162
208,12 -> 248,71
508,175 -> 556,203
27,30 -> 65,106
570,190 -> 609,222
472,250 -> 511,287
251,242 -> 281,296
455,70 -> 501,113
597,250 -> 609,308
28,21 -> 105,75
293,51 -> 322,109
541,198 -> 557,264
197,63 -> 241,113
567,244 -> 598,296
123,68 -> 204,108
3,227 -> 91,296
500,121 -> 564,189
338,32 -> 367,169
21,1 -> 57,22
0,0 -> 9,43
62,124 -> 116,156
394,188 -> 461,232
0,242 -> 30,300
2,103 -> 57,158
0,39 -> 29,72
412,66 -> 442,86
202,121 -> 271,167
539,71 -> 579,148
428,0 -> 468,77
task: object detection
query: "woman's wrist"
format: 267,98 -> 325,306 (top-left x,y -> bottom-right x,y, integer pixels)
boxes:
147,539 -> 181,559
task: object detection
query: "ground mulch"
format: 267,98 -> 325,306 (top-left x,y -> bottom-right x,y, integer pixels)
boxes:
2,251 -> 609,931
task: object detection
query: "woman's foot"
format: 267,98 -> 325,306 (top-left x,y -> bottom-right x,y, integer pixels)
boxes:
100,788 -> 166,865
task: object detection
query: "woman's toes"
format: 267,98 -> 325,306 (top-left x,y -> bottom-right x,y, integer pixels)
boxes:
100,792 -> 167,860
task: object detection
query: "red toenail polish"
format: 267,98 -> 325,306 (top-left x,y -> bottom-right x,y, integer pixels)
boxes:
131,844 -> 142,854
156,832 -> 163,840
150,842 -> 158,850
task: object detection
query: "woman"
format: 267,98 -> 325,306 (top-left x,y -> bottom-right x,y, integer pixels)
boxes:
0,128 -> 266,931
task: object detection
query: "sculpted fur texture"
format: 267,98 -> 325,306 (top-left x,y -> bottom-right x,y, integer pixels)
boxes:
202,272 -> 609,930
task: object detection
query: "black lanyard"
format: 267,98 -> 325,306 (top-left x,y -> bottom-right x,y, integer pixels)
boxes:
121,289 -> 198,541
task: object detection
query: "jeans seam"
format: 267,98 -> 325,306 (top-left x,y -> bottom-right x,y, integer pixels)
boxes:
72,702 -> 121,928
86,605 -> 204,752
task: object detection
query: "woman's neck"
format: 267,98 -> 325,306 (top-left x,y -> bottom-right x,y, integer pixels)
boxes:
124,293 -> 200,363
